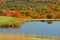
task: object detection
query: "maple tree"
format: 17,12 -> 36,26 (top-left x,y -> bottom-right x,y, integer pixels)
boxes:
5,10 -> 11,17
14,11 -> 22,18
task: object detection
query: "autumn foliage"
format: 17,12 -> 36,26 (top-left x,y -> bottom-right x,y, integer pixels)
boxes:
2,9 -> 58,19
36,14 -> 41,19
51,13 -> 58,19
5,10 -> 11,16
14,11 -> 22,18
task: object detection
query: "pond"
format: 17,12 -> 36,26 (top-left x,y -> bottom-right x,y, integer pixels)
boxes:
0,22 -> 60,38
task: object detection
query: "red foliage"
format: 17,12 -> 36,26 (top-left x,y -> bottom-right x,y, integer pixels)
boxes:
36,14 -> 41,19
5,10 -> 11,16
51,14 -> 58,19
23,15 -> 28,18
14,11 -> 22,18
41,14 -> 47,18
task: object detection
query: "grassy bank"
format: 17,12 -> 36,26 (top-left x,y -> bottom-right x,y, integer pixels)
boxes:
0,33 -> 60,40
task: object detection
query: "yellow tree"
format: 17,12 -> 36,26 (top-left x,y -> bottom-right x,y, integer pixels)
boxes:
29,9 -> 33,16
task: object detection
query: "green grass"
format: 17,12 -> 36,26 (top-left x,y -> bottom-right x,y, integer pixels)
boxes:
0,16 -> 25,29
0,16 -> 24,24
0,16 -> 60,25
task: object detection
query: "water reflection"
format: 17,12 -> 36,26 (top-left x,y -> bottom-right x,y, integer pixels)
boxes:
0,22 -> 60,37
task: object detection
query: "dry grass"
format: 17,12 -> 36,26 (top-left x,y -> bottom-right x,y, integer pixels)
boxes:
0,33 -> 60,40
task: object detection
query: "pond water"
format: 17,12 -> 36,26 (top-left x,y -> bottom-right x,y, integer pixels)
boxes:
0,22 -> 60,38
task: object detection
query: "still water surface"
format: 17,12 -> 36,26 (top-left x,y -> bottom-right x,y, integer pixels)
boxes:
0,22 -> 60,37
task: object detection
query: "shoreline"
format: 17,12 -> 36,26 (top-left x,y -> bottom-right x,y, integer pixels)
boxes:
0,33 -> 60,40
